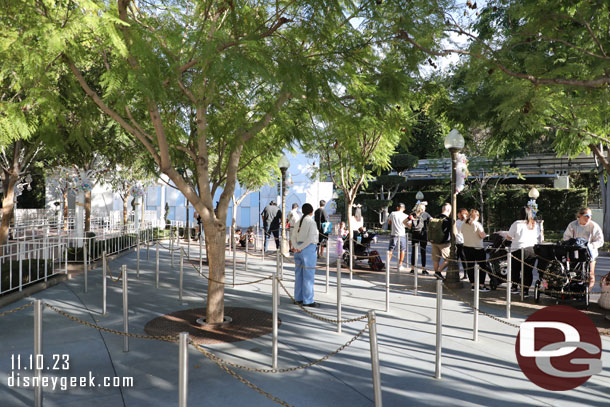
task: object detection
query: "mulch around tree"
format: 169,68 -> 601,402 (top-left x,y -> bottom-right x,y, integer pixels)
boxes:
144,307 -> 279,345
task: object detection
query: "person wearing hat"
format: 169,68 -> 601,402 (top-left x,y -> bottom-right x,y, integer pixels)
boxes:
388,202 -> 409,271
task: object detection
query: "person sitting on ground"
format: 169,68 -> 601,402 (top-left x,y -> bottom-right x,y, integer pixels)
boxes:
461,209 -> 489,292
239,227 -> 255,248
506,206 -> 542,297
563,207 -> 603,290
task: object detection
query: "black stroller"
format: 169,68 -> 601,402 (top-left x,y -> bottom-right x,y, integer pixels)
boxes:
533,239 -> 591,308
485,231 -> 512,290
342,230 -> 384,271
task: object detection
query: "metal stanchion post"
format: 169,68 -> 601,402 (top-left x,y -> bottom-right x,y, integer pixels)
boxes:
178,332 -> 188,407
413,246 -> 418,296
396,237 -> 401,273
136,235 -> 140,279
187,226 -> 191,260
326,236 -> 330,283
102,251 -> 107,316
367,311 -> 383,407
199,236 -> 203,273
520,248 -> 524,301
232,239 -> 237,288
473,263 -> 479,342
179,250 -> 184,302
272,272 -> 278,369
405,234 -> 409,270
122,265 -> 129,352
434,279 -> 442,379
245,237 -> 249,272
337,258 -> 342,334
325,246 -> 330,294
64,245 -> 68,274
414,242 -> 419,273
34,299 -> 42,407
171,228 -> 175,268
506,250 -> 512,319
147,229 -> 150,261
84,239 -> 88,293
156,242 -> 160,289
385,251 -> 390,312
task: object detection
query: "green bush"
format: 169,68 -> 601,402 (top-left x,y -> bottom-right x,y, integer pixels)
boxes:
1,260 -> 53,292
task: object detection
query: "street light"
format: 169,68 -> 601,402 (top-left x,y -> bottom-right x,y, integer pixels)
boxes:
528,187 -> 539,200
444,129 -> 465,288
415,191 -> 424,201
278,155 -> 290,255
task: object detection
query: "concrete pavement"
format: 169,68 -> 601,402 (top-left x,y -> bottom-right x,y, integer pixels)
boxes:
1,239 -> 609,406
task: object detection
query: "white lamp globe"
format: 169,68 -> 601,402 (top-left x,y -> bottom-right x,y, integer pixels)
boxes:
444,129 -> 465,150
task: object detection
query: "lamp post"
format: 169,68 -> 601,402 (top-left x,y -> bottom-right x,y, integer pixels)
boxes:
444,129 -> 465,288
528,187 -> 539,202
528,187 -> 543,242
278,155 -> 290,255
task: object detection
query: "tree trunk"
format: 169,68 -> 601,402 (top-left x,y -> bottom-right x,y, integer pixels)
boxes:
122,195 -> 129,228
202,217 -> 226,324
381,206 -> 389,230
346,200 -> 354,272
0,174 -> 18,247
599,171 -> 610,240
85,190 -> 92,232
62,189 -> 69,231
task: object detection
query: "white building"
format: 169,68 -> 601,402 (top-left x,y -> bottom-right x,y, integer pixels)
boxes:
46,150 -> 335,229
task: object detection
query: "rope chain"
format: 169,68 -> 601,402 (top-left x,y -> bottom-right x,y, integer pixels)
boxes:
276,278 -> 368,324
0,301 -> 33,317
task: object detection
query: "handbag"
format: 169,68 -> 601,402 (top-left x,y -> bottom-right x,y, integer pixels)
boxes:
599,273 -> 610,310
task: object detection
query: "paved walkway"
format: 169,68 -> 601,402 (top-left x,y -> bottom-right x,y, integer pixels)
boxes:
1,240 -> 609,407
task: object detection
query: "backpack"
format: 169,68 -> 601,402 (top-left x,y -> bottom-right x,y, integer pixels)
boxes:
428,218 -> 445,244
411,215 -> 425,233
368,250 -> 385,271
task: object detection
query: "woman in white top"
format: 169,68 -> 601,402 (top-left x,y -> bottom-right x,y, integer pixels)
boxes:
507,206 -> 542,296
461,209 -> 489,292
290,203 -> 319,307
563,207 -> 603,289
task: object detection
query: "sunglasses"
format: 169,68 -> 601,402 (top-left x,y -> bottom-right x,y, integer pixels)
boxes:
581,214 -> 591,218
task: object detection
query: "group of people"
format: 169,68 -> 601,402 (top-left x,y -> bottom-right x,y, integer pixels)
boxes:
387,202 -> 603,296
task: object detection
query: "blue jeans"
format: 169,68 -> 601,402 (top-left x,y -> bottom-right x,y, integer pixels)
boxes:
294,244 -> 317,304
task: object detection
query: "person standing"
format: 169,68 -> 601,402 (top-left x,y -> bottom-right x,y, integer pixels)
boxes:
291,203 -> 319,307
506,206 -> 542,297
563,207 -> 603,290
314,200 -> 329,257
194,211 -> 202,241
456,208 -> 468,280
261,201 -> 281,251
461,209 -> 490,292
431,203 -> 452,279
287,203 -> 301,251
387,203 -> 409,271
407,201 -> 431,275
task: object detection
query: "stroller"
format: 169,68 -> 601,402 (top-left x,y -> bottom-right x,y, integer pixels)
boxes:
533,239 -> 591,308
342,230 -> 385,271
485,231 -> 512,290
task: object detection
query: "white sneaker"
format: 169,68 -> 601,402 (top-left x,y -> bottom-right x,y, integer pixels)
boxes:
397,264 -> 404,272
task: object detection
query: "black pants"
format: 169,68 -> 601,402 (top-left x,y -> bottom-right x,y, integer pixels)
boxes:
410,232 -> 427,268
463,246 -> 488,285
511,247 -> 536,289
457,243 -> 466,273
264,226 -> 280,251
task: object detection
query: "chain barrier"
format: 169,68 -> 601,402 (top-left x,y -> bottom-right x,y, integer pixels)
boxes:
182,248 -> 273,286
441,283 -> 521,328
45,303 -> 179,342
0,301 -> 33,317
105,263 -> 122,283
190,340 -> 294,407
191,322 -> 368,374
276,278 -> 368,324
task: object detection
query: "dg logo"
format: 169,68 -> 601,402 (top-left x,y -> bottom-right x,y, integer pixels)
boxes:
516,305 -> 603,391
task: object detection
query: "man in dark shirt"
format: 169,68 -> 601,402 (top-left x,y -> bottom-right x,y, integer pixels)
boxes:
261,201 -> 281,251
432,203 -> 452,279
314,200 -> 328,257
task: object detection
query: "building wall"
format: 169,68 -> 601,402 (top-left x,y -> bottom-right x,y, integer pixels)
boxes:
45,149 -> 337,229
